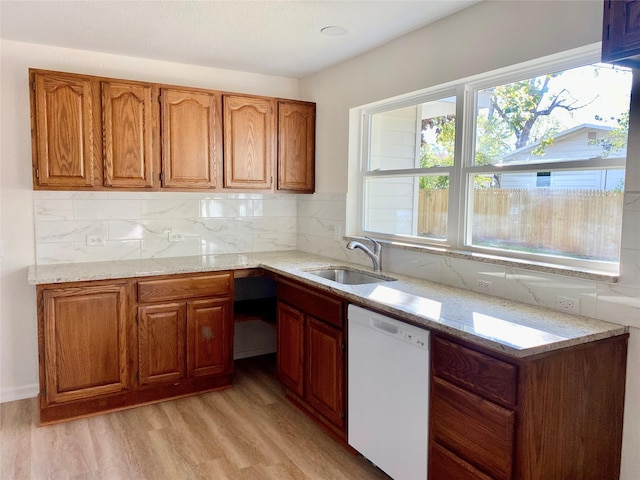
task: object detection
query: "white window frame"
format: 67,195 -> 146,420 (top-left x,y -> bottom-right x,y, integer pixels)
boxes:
352,44 -> 629,273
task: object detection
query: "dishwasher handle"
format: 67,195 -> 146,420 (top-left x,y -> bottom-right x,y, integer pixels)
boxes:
370,318 -> 399,335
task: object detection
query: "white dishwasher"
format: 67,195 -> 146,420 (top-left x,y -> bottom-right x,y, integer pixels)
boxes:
348,304 -> 430,480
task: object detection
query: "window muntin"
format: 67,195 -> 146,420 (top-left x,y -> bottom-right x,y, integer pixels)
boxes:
358,48 -> 631,271
364,93 -> 456,242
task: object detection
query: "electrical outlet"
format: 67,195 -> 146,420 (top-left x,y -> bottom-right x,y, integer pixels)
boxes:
168,231 -> 184,242
86,235 -> 105,246
556,296 -> 580,314
477,279 -> 493,293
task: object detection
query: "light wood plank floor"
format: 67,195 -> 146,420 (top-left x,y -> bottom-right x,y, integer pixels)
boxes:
0,355 -> 389,480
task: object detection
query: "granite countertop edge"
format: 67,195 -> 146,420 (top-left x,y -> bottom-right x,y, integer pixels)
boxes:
28,251 -> 629,358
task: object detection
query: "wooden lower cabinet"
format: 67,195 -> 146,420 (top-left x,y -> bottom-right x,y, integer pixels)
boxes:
138,302 -> 186,385
39,281 -> 129,405
429,333 -> 629,480
37,272 -> 234,424
276,278 -> 345,438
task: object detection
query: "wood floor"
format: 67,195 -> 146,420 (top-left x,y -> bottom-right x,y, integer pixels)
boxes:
0,355 -> 389,480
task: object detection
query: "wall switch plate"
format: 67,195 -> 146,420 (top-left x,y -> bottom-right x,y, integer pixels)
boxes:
556,296 -> 580,314
86,235 -> 105,246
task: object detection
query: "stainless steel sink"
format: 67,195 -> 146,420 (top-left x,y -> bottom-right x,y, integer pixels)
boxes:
305,267 -> 396,285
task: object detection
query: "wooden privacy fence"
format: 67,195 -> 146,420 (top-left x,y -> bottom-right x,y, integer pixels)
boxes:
418,188 -> 624,260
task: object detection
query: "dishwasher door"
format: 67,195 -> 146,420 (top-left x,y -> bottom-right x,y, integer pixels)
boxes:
348,304 -> 430,480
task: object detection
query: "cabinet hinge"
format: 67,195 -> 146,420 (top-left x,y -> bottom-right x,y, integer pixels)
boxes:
341,342 -> 345,351
39,297 -> 44,309
158,95 -> 162,103
32,81 -> 36,91
35,168 -> 40,179
159,172 -> 163,182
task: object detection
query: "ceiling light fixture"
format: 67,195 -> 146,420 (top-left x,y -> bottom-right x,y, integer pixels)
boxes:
320,25 -> 348,36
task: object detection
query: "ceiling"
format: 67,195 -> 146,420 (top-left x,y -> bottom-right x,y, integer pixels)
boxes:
0,1 -> 479,78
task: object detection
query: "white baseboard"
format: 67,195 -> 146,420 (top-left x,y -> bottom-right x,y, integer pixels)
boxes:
0,384 -> 38,403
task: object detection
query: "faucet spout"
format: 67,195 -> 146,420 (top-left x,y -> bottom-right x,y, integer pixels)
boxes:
346,237 -> 382,272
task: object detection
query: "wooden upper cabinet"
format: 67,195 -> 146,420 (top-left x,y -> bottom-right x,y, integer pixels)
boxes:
277,101 -> 315,193
30,69 -> 315,193
602,0 -> 640,67
32,72 -> 96,187
160,88 -> 222,189
223,95 -> 275,190
102,81 -> 155,188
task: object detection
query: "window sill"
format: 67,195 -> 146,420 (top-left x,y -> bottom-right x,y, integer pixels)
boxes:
345,236 -> 619,284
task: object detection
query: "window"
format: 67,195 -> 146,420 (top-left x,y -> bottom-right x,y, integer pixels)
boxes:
355,46 -> 632,271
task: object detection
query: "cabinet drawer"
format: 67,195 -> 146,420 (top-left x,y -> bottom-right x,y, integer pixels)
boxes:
431,377 -> 514,480
137,273 -> 232,303
278,279 -> 343,328
432,336 -> 517,407
429,442 -> 494,480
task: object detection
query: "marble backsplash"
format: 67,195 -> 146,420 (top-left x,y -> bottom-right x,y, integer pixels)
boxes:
32,190 -> 640,328
34,191 -> 298,264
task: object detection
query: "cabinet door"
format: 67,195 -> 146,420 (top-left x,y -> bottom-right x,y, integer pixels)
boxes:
102,81 -> 155,188
138,303 -> 186,385
603,0 -> 640,62
160,88 -> 222,188
223,95 -> 275,189
41,283 -> 128,404
32,72 -> 95,187
276,301 -> 305,396
305,316 -> 344,427
277,101 -> 315,193
187,298 -> 232,377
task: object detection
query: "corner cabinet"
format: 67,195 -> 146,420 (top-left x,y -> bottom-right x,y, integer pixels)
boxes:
429,333 -> 629,480
36,272 -> 234,425
602,0 -> 640,67
276,278 -> 345,439
277,100 -> 315,193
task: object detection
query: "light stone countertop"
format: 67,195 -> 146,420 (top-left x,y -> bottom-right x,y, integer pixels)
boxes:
28,250 -> 628,358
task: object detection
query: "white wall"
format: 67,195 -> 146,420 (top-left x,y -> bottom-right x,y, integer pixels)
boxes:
298,2 -> 640,478
0,39 -> 299,402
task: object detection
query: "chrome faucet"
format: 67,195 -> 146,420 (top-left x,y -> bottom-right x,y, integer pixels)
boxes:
347,236 -> 382,272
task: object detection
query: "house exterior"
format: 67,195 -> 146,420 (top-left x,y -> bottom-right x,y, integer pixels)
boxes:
499,124 -> 626,190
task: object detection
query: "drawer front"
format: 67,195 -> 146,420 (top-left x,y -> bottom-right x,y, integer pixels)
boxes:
429,442 -> 494,480
432,336 -> 517,407
278,279 -> 343,328
431,377 -> 515,480
138,273 -> 232,303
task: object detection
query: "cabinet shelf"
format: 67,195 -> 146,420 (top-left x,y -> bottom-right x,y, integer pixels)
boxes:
234,297 -> 276,325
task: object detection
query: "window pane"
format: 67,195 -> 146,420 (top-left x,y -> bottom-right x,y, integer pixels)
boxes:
474,64 -> 631,167
469,172 -> 624,261
369,96 -> 456,171
364,176 -> 448,240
